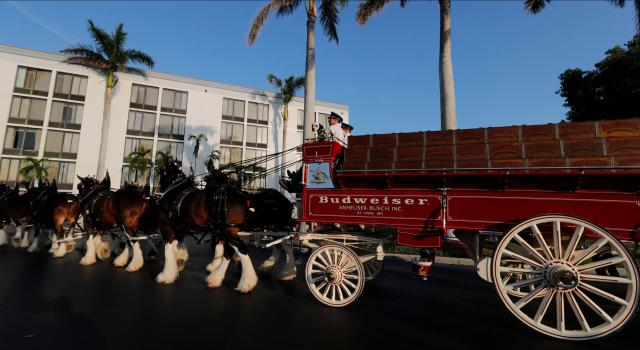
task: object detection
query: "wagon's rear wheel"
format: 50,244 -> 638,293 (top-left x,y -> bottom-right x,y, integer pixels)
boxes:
305,244 -> 365,307
492,215 -> 639,340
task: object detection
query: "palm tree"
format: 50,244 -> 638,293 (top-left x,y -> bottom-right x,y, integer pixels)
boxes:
61,20 -> 154,178
205,149 -> 220,173
267,74 -> 305,177
525,0 -> 640,32
154,149 -> 174,187
19,157 -> 49,184
127,147 -> 152,185
189,133 -> 208,175
248,0 -> 348,141
357,0 -> 457,130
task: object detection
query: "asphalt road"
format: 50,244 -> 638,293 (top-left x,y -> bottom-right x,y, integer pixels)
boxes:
0,240 -> 637,350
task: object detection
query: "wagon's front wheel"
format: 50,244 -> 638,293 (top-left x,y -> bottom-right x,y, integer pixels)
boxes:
305,244 -> 365,307
492,215 -> 639,340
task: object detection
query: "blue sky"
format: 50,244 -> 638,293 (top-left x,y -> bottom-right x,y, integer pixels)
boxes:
0,1 -> 636,134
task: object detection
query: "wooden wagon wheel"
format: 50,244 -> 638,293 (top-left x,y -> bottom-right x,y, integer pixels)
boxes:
492,215 -> 639,340
305,244 -> 365,307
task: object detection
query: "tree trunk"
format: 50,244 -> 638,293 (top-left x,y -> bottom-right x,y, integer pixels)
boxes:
439,0 -> 457,130
281,105 -> 289,178
303,0 -> 317,141
96,73 -> 113,178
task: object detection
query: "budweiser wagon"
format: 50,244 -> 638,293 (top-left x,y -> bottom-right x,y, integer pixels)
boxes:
292,118 -> 640,340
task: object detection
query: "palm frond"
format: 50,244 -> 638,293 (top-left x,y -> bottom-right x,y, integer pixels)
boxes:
319,0 -> 346,44
112,23 -> 128,51
87,19 -> 113,55
267,73 -> 283,89
248,1 -> 276,45
60,44 -> 108,68
125,49 -> 155,68
608,0 -> 626,7
524,0 -> 551,14
634,0 -> 640,31
356,0 -> 392,25
275,0 -> 303,17
122,66 -> 147,76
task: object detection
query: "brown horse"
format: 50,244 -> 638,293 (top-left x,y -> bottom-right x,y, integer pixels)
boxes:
155,170 -> 258,292
30,180 -> 81,256
0,183 -> 39,248
76,173 -> 150,270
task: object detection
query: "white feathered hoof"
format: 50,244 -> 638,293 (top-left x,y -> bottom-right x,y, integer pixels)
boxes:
156,242 -> 179,284
0,229 -> 9,247
19,232 -> 30,248
175,244 -> 189,272
206,257 -> 230,288
95,239 -> 111,260
27,236 -> 39,253
53,241 -> 67,258
125,242 -> 144,272
12,229 -> 22,248
80,235 -> 97,266
113,245 -> 130,267
206,242 -> 224,272
234,250 -> 258,293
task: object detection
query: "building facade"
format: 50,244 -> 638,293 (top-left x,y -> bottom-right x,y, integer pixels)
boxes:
0,44 -> 349,192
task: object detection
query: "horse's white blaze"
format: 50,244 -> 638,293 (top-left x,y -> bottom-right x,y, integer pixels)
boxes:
113,245 -> 130,267
0,229 -> 8,246
233,246 -> 258,293
80,235 -> 97,265
206,242 -> 224,273
125,242 -> 144,272
257,246 -> 278,274
156,242 -> 179,284
206,257 -> 230,288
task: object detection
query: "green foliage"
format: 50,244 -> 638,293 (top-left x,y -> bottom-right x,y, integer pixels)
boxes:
127,147 -> 152,182
267,74 -> 305,108
525,0 -> 640,32
19,157 -> 49,183
204,149 -> 220,173
154,149 -> 174,175
60,19 -> 155,86
189,133 -> 208,174
557,35 -> 640,122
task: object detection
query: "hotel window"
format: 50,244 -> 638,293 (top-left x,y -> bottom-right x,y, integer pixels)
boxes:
158,114 -> 185,140
126,110 -> 156,137
247,102 -> 268,125
317,112 -> 330,128
219,146 -> 242,167
245,174 -> 266,191
130,84 -> 159,111
245,125 -> 267,148
8,96 -> 46,126
156,140 -> 184,162
123,138 -> 154,162
14,66 -> 51,96
244,148 -> 267,170
161,89 -> 188,114
0,158 -> 24,183
3,127 -> 41,156
121,165 -> 150,187
45,161 -> 76,190
49,101 -> 83,130
222,98 -> 245,122
221,122 -> 244,146
44,131 -> 80,159
53,72 -> 88,101
297,109 -> 304,130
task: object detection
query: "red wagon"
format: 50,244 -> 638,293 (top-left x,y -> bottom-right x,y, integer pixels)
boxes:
295,119 -> 640,340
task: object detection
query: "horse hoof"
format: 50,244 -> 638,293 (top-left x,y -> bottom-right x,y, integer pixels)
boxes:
235,280 -> 258,293
206,275 -> 223,289
80,257 -> 97,266
156,273 -> 176,284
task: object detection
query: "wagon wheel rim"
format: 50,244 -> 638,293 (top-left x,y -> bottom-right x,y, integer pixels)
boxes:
363,259 -> 383,281
492,215 -> 639,340
305,244 -> 365,307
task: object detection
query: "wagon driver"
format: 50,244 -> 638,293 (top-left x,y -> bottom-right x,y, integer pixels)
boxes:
328,112 -> 347,146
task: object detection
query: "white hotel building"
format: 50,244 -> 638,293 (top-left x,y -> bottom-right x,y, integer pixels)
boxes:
0,44 -> 349,192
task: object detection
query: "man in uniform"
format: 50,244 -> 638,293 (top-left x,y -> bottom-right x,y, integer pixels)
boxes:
328,112 -> 346,146
341,123 -> 353,148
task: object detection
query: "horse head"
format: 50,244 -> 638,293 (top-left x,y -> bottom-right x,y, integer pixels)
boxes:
76,175 -> 100,196
204,169 -> 230,191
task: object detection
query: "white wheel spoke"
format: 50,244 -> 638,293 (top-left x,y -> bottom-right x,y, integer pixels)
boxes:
502,273 -> 513,285
316,254 -> 330,268
322,283 -> 331,298
336,284 -> 344,300
531,223 -> 553,260
339,282 -> 352,297
316,281 -> 327,292
563,226 -> 584,261
310,269 -> 325,274
499,266 -> 541,274
573,288 -> 614,323
553,220 -> 563,260
571,238 -> 608,265
344,274 -> 359,280
513,234 -> 547,264
506,277 -> 543,290
515,284 -> 546,309
311,275 -> 325,283
343,278 -> 358,289
577,256 -> 625,273
579,282 -> 629,306
324,250 -> 334,265
312,260 -> 327,270
534,289 -> 555,324
331,285 -> 336,301
502,249 -> 543,268
556,292 -> 565,333
566,292 -> 591,332
580,274 -> 632,284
